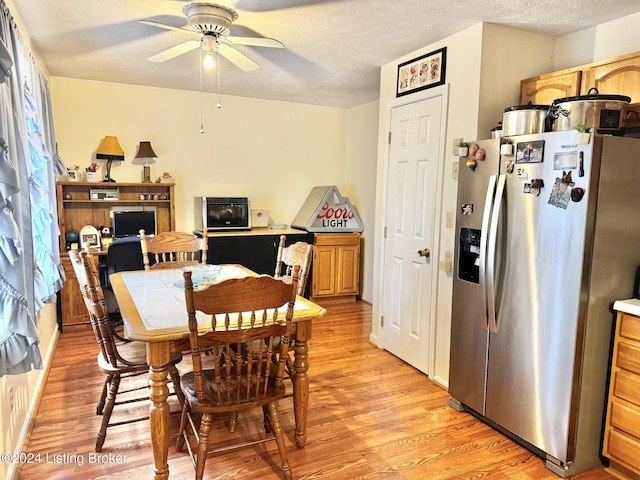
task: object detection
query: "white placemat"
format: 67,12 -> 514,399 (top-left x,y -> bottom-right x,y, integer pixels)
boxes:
122,266 -> 309,331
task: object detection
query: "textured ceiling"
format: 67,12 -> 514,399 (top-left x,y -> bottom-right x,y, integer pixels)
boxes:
9,0 -> 640,108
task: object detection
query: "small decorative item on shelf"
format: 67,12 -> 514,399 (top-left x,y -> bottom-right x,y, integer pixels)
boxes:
67,164 -> 81,181
85,162 -> 100,182
79,225 -> 100,249
133,141 -> 157,183
458,141 -> 469,157
99,226 -> 113,248
500,140 -> 514,156
95,135 -> 124,182
575,124 -> 591,144
158,171 -> 175,183
64,228 -> 79,250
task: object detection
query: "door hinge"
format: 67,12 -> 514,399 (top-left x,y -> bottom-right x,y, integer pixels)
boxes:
381,316 -> 384,327
388,131 -> 391,144
384,226 -> 387,238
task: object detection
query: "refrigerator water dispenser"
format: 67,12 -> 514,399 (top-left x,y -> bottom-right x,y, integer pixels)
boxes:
458,227 -> 481,284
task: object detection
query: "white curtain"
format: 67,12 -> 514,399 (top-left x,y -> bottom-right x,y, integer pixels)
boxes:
0,1 -> 65,375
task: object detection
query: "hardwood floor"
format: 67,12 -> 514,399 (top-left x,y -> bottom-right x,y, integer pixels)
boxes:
20,302 -> 614,479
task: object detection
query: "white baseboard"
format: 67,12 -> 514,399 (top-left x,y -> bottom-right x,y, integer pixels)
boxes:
7,327 -> 60,480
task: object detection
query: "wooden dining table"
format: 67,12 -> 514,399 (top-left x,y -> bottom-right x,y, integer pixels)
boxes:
110,264 -> 327,480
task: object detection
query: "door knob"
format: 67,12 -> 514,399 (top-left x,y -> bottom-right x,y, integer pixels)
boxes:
418,248 -> 430,257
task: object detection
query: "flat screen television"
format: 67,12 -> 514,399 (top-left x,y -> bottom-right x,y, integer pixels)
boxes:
110,206 -> 157,238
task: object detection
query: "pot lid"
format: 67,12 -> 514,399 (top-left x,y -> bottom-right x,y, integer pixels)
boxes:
552,93 -> 631,104
503,104 -> 549,113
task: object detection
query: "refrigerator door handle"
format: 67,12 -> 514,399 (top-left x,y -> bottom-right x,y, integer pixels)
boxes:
479,174 -> 497,331
486,174 -> 506,334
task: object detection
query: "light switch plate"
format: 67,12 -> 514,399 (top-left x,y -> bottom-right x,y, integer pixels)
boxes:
446,211 -> 454,228
452,161 -> 459,180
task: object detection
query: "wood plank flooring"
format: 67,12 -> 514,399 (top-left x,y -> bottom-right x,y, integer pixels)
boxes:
19,302 -> 614,479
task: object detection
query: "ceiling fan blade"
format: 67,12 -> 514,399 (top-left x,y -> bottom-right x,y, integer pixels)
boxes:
138,20 -> 198,37
218,44 -> 259,71
234,0 -> 334,11
225,36 -> 284,48
147,40 -> 200,62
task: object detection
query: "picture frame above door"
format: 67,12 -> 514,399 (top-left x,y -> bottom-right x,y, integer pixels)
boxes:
396,47 -> 447,97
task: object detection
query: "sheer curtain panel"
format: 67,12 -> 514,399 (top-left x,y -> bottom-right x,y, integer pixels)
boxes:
0,1 -> 65,376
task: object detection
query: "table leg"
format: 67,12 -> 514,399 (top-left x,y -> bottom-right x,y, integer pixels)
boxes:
292,320 -> 311,448
147,343 -> 171,480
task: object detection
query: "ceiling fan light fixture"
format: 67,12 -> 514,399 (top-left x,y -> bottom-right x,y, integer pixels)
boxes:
204,51 -> 215,69
183,2 -> 237,35
201,34 -> 217,69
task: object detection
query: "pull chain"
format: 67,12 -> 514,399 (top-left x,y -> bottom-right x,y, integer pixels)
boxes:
217,41 -> 222,109
199,46 -> 205,134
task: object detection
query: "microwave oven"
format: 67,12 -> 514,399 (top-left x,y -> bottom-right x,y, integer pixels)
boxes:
195,197 -> 251,231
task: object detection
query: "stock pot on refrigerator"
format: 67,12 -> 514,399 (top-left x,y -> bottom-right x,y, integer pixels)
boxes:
549,88 -> 630,134
502,104 -> 549,136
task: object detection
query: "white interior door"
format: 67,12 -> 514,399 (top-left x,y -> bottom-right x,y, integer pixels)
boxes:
382,93 -> 444,375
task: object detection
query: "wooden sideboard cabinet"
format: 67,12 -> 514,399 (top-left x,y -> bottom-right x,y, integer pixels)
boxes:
520,50 -> 640,133
311,233 -> 360,304
205,228 -> 314,278
603,308 -> 640,479
59,254 -> 90,328
56,181 -> 176,331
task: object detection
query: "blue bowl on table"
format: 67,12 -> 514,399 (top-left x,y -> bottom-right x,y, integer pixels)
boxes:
173,265 -> 222,290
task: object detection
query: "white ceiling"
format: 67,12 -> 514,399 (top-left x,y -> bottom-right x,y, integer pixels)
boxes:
10,0 -> 640,108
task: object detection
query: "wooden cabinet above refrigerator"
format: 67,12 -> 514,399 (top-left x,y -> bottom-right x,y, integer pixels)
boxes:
520,50 -> 640,134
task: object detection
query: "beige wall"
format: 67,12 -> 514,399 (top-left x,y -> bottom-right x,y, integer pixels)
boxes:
344,101 -> 379,301
554,11 -> 640,69
50,78 -> 350,231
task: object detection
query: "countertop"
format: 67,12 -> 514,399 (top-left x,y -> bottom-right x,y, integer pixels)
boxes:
614,298 -> 640,317
196,227 -> 310,238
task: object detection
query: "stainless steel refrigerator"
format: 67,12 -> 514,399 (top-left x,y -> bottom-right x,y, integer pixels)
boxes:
449,131 -> 640,477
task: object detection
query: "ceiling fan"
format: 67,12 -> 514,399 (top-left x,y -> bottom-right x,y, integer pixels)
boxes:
140,2 -> 284,71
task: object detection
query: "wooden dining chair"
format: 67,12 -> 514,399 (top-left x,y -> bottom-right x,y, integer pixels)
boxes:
139,229 -> 207,270
227,235 -> 313,433
274,235 -> 313,296
176,267 -> 300,480
68,248 -> 184,452
274,235 -> 313,383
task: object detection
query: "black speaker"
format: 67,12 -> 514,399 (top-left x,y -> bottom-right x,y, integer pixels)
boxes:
64,228 -> 79,250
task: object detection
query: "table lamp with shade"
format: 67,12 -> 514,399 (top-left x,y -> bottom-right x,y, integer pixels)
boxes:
96,135 -> 125,182
133,141 -> 157,183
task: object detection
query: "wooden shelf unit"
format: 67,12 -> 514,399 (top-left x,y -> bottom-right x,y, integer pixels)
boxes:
56,181 -> 176,330
56,181 -> 176,252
